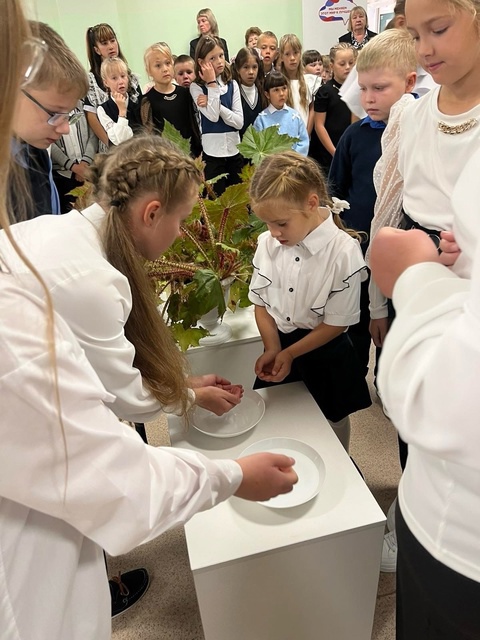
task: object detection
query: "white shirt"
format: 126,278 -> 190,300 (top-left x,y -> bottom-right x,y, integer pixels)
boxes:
248,212 -> 366,333
369,88 -> 480,319
288,78 -> 313,128
97,97 -> 134,146
377,147 -> 480,583
190,78 -> 243,157
0,272 -> 242,640
0,204 -> 191,423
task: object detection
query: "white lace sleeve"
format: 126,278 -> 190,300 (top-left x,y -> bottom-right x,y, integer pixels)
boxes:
366,94 -> 416,266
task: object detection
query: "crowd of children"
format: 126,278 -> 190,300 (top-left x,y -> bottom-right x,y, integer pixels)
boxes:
46,10 -> 363,203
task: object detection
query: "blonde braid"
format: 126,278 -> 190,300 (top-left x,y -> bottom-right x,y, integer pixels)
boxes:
88,135 -> 203,414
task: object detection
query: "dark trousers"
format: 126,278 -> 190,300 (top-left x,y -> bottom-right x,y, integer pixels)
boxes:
203,152 -> 243,196
396,503 -> 480,640
347,274 -> 382,380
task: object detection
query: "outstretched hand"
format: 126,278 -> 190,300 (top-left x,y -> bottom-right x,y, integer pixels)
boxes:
370,228 -> 440,299
235,453 -> 298,501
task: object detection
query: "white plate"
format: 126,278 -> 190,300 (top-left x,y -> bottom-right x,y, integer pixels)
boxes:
239,437 -> 326,509
191,389 -> 265,438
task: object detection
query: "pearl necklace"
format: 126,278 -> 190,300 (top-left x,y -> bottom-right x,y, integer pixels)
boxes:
437,118 -> 478,135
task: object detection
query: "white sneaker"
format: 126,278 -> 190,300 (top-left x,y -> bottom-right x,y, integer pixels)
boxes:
387,498 -> 397,532
380,530 -> 397,572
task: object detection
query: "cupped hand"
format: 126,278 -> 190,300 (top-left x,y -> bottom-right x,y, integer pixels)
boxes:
197,94 -> 208,108
256,350 -> 292,383
194,385 -> 241,416
234,452 -> 298,501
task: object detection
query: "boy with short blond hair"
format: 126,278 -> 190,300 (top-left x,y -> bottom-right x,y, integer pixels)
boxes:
328,29 -> 416,394
257,30 -> 278,75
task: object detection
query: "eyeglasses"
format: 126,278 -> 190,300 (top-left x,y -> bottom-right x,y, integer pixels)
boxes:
21,89 -> 83,126
21,37 -> 48,88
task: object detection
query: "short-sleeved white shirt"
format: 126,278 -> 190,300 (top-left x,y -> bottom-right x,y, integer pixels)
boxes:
249,212 -> 366,333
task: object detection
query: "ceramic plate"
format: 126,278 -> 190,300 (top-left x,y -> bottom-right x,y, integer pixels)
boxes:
191,389 -> 265,438
239,437 -> 326,508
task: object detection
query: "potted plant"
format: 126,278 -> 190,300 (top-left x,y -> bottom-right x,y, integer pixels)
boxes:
146,123 -> 298,351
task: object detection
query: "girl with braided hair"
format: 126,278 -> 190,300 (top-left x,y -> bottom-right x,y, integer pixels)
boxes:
248,151 -> 371,451
1,134 -> 245,419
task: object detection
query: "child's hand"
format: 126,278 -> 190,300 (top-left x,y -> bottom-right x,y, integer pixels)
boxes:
255,350 -> 278,379
439,230 -> 461,267
369,318 -> 390,348
199,60 -> 216,84
256,350 -> 292,383
235,453 -> 298,501
112,91 -> 127,118
197,94 -> 208,108
370,227 -> 440,298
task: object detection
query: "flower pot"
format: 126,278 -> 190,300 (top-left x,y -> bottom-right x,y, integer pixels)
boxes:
198,277 -> 234,346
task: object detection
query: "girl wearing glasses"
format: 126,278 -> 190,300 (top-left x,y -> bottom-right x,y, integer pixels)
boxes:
85,23 -> 141,152
12,21 -> 88,220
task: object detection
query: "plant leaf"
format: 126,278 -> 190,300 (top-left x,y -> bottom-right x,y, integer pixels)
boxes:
237,125 -> 300,165
171,324 -> 208,351
161,120 -> 191,156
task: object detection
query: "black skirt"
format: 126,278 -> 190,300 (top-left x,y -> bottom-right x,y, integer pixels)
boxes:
254,330 -> 371,422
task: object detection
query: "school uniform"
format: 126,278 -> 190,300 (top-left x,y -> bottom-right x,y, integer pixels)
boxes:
142,85 -> 202,156
239,84 -> 263,138
313,78 -> 352,174
97,95 -> 143,146
10,141 -> 60,221
249,213 -> 371,422
0,269 -> 242,640
51,100 -> 98,213
190,78 -> 243,193
328,116 -> 385,375
253,104 -> 309,156
85,71 -> 141,152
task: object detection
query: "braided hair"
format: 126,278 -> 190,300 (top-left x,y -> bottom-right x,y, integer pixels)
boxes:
249,151 -> 362,240
87,135 -> 203,414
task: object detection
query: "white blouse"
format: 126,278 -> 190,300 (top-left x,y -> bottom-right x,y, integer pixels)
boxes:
249,212 -> 366,333
378,147 -> 480,582
0,203 -> 191,423
0,273 -> 242,640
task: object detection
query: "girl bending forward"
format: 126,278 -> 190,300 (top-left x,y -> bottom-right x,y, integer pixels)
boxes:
249,151 -> 371,451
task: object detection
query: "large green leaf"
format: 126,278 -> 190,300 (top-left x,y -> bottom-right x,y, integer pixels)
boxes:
161,120 -> 191,156
171,324 -> 208,351
190,269 -> 226,318
237,125 -> 300,165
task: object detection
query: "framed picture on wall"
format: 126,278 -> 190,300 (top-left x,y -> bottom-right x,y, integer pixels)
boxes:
379,10 -> 394,31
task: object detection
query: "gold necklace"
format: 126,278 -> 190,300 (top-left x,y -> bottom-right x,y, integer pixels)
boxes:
438,118 -> 478,135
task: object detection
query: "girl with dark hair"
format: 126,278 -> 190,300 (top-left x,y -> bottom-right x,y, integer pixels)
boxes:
190,35 -> 243,195
232,47 -> 267,138
85,23 -> 141,151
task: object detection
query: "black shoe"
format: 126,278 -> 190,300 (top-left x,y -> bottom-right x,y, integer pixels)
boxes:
110,568 -> 150,618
